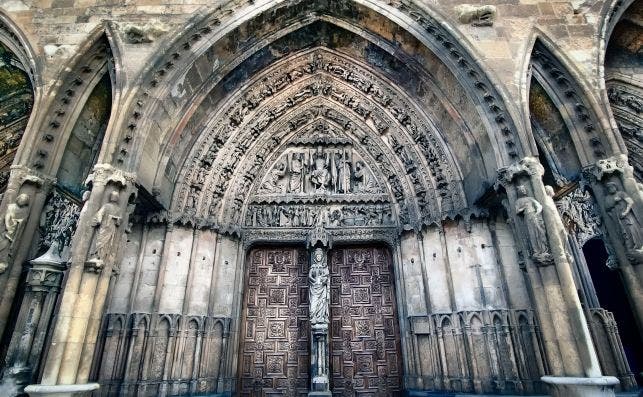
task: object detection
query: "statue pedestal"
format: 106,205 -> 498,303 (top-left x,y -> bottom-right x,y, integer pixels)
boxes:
541,376 -> 619,397
24,383 -> 99,397
310,323 -> 330,395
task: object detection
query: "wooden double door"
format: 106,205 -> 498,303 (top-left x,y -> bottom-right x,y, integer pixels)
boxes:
238,246 -> 403,396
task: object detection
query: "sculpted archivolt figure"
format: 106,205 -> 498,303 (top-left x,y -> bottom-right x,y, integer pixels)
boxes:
87,191 -> 122,271
604,182 -> 643,260
309,248 -> 329,325
0,193 -> 30,273
515,185 -> 552,265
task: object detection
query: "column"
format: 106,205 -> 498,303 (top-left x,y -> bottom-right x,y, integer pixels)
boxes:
25,164 -> 137,396
497,157 -> 617,397
307,225 -> 331,396
582,154 -> 643,333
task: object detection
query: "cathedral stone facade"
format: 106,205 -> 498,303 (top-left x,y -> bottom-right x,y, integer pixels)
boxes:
0,0 -> 640,396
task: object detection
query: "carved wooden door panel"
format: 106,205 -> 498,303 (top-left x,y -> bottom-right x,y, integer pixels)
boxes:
239,248 -> 310,396
329,247 -> 403,396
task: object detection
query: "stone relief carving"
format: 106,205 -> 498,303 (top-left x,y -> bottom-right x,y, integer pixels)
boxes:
86,190 -> 122,273
309,248 -> 330,325
169,49 -> 467,231
245,203 -> 395,228
608,86 -> 642,114
556,187 -> 602,246
38,190 -> 80,260
257,146 -> 382,197
119,20 -> 170,44
454,4 -> 497,26
515,184 -> 553,266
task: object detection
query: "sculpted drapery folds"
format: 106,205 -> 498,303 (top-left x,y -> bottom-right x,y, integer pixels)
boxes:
86,190 -> 122,272
0,193 -> 30,273
604,182 -> 643,260
309,247 -> 329,325
515,185 -> 553,266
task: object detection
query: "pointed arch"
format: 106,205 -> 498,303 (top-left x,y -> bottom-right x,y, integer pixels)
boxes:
107,0 -> 527,186
0,10 -> 41,89
527,35 -> 622,170
19,26 -> 118,191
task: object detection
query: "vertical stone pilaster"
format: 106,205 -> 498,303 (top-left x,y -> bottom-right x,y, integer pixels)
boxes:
497,157 -> 601,378
36,164 -> 137,387
582,154 -> 643,334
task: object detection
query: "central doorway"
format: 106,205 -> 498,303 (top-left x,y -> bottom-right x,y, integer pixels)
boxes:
238,246 -> 403,396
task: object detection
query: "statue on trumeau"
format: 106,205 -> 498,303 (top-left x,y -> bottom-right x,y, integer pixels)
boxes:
515,185 -> 552,265
604,181 -> 643,261
0,193 -> 30,274
86,191 -> 122,272
309,248 -> 329,325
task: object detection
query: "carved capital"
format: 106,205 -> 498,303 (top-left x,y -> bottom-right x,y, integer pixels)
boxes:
582,154 -> 631,183
496,157 -> 544,188
85,163 -> 137,188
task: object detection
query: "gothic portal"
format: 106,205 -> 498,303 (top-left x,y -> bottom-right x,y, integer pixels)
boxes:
0,1 -> 642,397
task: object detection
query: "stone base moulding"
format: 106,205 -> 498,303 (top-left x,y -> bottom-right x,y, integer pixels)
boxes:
24,383 -> 100,397
541,376 -> 619,397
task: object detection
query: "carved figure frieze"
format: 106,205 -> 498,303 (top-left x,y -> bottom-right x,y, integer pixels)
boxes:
256,146 -> 383,197
245,204 -> 395,228
608,86 -> 642,115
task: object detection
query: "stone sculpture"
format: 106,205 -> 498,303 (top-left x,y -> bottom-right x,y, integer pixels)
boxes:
515,185 -> 552,265
454,4 -> 497,26
86,191 -> 122,272
310,149 -> 331,193
309,248 -> 329,325
0,193 -> 30,273
604,182 -> 643,261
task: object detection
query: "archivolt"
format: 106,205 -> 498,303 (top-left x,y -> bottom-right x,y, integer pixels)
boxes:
170,48 -> 471,231
113,0 -> 526,184
529,38 -> 620,166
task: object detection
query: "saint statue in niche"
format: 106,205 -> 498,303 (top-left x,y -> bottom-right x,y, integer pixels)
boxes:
604,182 -> 642,257
309,248 -> 329,325
0,193 -> 30,273
310,148 -> 330,193
87,190 -> 122,267
515,184 -> 552,265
